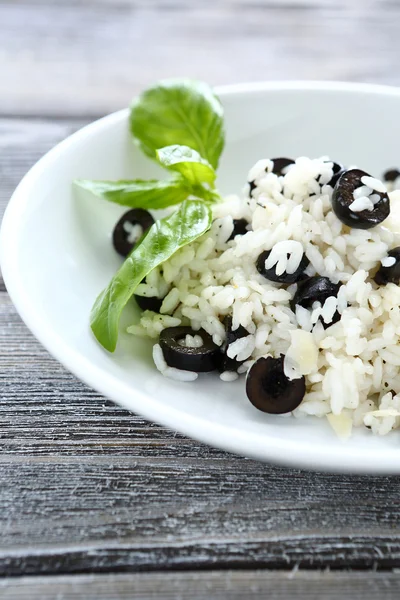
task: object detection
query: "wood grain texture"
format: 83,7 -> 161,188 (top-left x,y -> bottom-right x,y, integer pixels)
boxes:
1,291 -> 400,576
2,571 -> 400,600
2,0 -> 400,117
0,293 -> 224,459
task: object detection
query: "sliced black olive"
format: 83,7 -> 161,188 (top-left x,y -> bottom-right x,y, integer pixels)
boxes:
256,249 -> 309,284
270,157 -> 295,176
228,219 -> 249,241
317,161 -> 343,187
248,180 -> 257,197
134,275 -> 165,313
332,169 -> 390,229
135,294 -> 163,313
217,316 -> 249,373
248,158 -> 294,197
290,276 -> 341,328
159,327 -> 219,373
383,168 -> 400,182
113,209 -> 154,257
290,276 -> 340,311
327,162 -> 344,187
246,355 -> 305,414
224,317 -> 247,347
374,248 -> 400,285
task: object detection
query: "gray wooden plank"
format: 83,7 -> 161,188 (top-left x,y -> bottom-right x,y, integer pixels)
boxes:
2,571 -> 400,600
2,0 -> 400,117
0,293 -> 226,458
0,117 -> 86,218
1,298 -> 400,577
2,0 -> 400,580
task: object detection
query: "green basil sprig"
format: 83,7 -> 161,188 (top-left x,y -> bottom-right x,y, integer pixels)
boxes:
130,79 -> 225,169
75,176 -> 189,209
156,145 -> 216,187
84,79 -> 225,351
91,200 -> 212,352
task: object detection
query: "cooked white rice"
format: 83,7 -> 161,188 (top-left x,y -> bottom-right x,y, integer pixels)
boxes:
129,156 -> 400,436
152,343 -> 198,382
123,222 -> 143,244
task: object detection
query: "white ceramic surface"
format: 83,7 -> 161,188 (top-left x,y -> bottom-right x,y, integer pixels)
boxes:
2,81 -> 400,473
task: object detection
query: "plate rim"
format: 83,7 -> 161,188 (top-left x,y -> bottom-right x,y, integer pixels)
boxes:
3,80 -> 400,474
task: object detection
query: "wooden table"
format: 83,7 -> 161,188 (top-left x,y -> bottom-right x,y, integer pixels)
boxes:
1,1 -> 400,597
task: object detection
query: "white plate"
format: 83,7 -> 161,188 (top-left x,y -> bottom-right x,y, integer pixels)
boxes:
2,81 -> 400,474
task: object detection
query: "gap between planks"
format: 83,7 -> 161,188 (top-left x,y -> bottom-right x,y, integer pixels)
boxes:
1,539 -> 400,576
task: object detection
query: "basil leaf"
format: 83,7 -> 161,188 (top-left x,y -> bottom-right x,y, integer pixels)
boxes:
190,186 -> 221,203
74,177 -> 189,209
91,200 -> 213,351
130,79 -> 225,169
156,145 -> 216,187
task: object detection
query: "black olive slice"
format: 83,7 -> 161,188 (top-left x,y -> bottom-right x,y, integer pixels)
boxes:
290,276 -> 340,311
374,248 -> 400,285
217,316 -> 249,373
383,168 -> 400,183
248,158 -> 294,198
317,161 -> 343,187
327,162 -> 344,187
159,327 -> 219,373
331,169 -> 390,229
135,294 -> 163,313
113,209 -> 154,257
322,311 -> 341,328
290,276 -> 341,328
134,275 -> 165,313
256,249 -> 309,284
248,180 -> 257,197
228,219 -> 249,241
270,157 -> 295,176
246,355 -> 306,414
